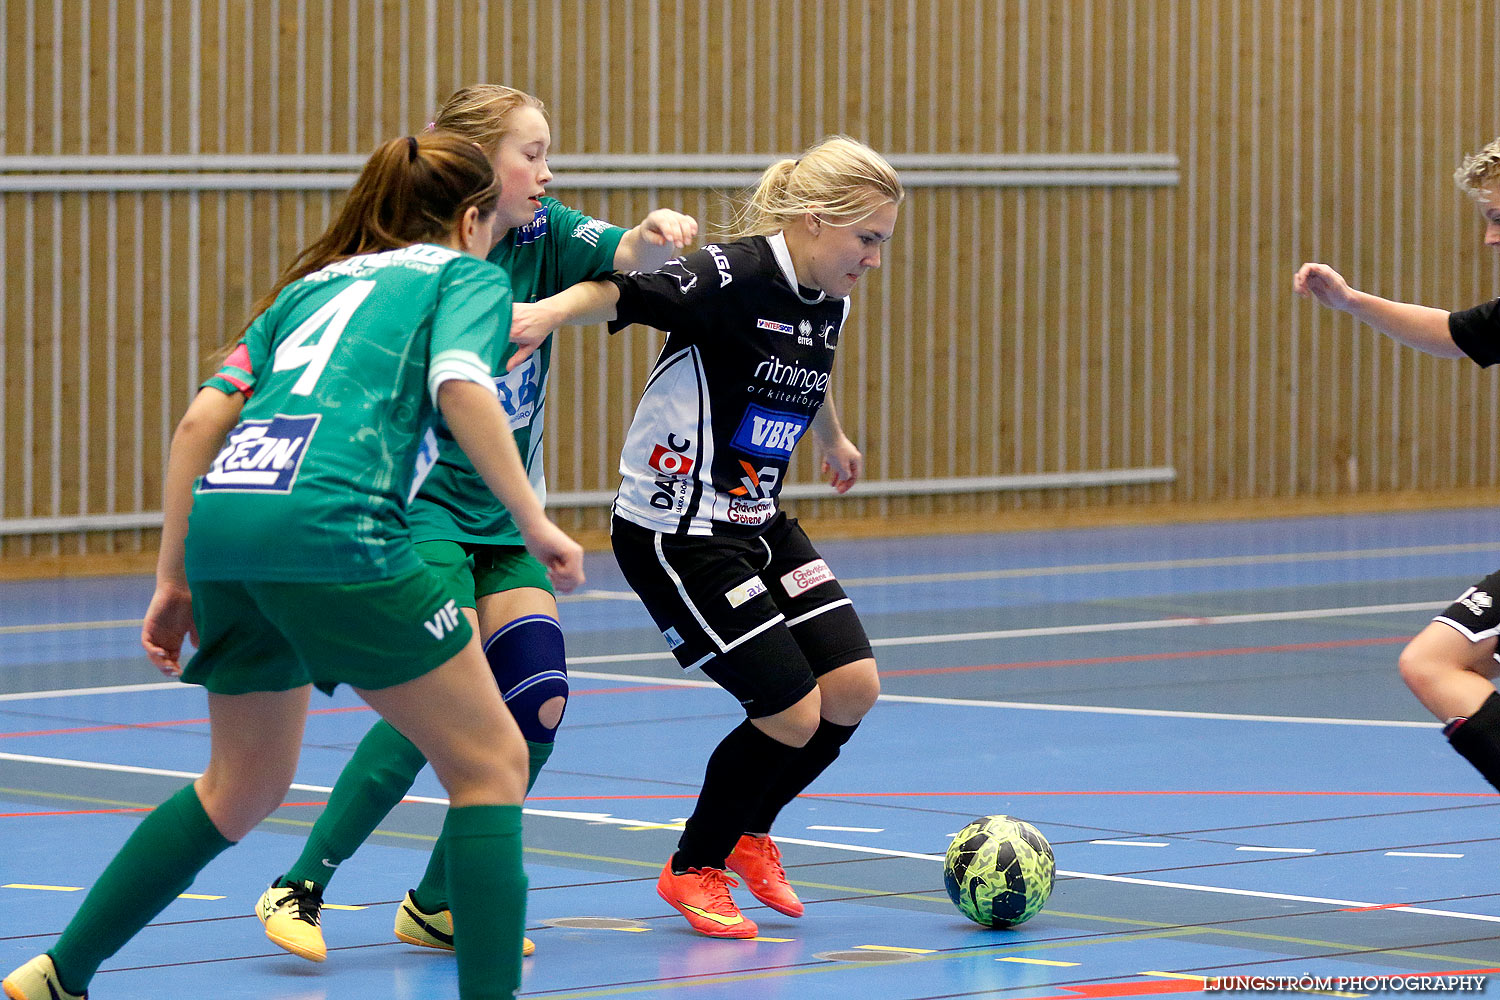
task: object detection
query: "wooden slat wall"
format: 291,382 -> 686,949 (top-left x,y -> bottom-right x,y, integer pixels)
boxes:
2,0 -> 1498,563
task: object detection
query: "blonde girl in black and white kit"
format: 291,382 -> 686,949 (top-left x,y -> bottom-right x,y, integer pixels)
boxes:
510,136 -> 902,938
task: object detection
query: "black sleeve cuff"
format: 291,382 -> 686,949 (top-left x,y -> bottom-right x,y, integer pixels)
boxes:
1450,298 -> 1500,367
603,272 -> 634,334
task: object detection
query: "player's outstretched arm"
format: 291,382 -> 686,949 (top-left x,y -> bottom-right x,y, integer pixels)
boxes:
614,209 -> 699,272
438,380 -> 585,592
1293,262 -> 1465,358
507,280 -> 623,372
143,388 -> 245,675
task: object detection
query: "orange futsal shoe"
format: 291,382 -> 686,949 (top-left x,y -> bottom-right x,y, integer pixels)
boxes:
656,861 -> 759,938
726,834 -> 804,917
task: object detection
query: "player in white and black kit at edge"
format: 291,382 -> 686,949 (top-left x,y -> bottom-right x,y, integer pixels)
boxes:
510,136 -> 903,938
1294,135 -> 1500,801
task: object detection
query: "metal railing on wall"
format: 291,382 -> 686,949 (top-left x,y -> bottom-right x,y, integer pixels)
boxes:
0,151 -> 1178,539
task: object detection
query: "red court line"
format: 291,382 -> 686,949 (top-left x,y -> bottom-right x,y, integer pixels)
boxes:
1008,978 -> 1207,1000
881,635 -> 1412,678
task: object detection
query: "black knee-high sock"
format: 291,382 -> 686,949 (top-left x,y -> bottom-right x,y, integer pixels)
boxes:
673,720 -> 801,872
1446,691 -> 1500,791
745,718 -> 859,835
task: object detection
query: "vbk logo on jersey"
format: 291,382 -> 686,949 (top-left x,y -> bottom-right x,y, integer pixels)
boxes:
731,405 -> 807,458
496,356 -> 540,430
647,434 -> 695,476
200,414 -> 320,493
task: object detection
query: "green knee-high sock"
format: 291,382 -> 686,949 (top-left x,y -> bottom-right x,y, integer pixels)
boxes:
444,804 -> 527,1000
284,719 -> 429,889
49,785 -> 233,995
412,740 -> 550,913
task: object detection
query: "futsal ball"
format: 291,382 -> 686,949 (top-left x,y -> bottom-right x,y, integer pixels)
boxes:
943,815 -> 1055,927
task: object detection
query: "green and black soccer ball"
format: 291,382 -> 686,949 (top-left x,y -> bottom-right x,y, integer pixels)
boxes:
943,815 -> 1055,927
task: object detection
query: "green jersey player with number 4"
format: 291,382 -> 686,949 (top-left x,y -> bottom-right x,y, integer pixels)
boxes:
255,85 -> 698,964
2,133 -> 583,1000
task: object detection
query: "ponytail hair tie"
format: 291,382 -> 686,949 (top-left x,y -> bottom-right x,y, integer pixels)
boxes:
407,135 -> 419,161
423,121 -> 437,133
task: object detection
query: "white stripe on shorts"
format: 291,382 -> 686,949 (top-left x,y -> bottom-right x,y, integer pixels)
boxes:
1434,615 -> 1500,643
785,598 -> 852,629
722,611 -> 787,653
654,531 -> 728,651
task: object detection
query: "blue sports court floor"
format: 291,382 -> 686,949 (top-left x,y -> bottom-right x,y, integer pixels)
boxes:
4,507 -> 1500,998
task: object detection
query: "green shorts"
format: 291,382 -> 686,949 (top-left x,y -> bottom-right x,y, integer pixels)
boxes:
181,567 -> 473,695
415,539 -> 554,609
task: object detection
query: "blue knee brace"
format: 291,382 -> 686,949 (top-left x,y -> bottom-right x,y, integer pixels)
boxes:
483,614 -> 568,744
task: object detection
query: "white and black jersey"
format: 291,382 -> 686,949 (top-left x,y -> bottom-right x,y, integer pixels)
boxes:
606,233 -> 850,536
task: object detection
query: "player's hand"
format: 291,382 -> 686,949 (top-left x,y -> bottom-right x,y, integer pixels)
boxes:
521,519 -> 586,594
636,209 -> 698,250
141,581 -> 196,677
820,435 -> 862,494
508,302 -> 559,372
1293,262 -> 1356,312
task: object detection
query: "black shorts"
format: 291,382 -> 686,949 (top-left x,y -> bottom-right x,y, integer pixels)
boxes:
610,511 -> 873,718
1435,571 -> 1500,647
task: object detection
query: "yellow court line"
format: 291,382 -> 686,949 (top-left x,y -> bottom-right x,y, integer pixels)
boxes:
1142,971 -> 1207,981
324,904 -> 366,911
751,936 -> 794,942
1001,957 -> 1081,967
177,894 -> 225,901
4,883 -> 81,892
856,944 -> 936,954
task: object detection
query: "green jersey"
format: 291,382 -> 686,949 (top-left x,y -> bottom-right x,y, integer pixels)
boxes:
187,245 -> 512,583
406,197 -> 625,547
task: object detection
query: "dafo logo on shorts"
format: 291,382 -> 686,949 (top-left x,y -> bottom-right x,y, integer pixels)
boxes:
200,414 -> 320,494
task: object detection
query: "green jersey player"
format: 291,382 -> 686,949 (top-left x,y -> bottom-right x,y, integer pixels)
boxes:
3,134 -> 583,1000
255,84 -> 698,963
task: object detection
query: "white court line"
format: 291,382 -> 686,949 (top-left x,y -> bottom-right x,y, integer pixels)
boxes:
1235,846 -> 1317,854
808,825 -> 885,833
0,681 -> 183,703
4,541 -> 1478,632
4,750 -> 1498,926
1386,851 -> 1464,859
0,669 -> 1443,728
0,590 -> 1452,641
1091,840 -> 1170,847
834,542 -> 1500,588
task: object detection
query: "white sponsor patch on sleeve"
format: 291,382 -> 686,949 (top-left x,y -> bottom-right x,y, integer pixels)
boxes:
725,575 -> 768,609
780,559 -> 835,597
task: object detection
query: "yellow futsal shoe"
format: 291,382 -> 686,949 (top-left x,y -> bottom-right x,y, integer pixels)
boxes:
256,879 -> 327,962
3,954 -> 86,1000
395,891 -> 535,957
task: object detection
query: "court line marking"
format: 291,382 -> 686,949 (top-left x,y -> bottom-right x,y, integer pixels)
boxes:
1235,846 -> 1317,854
1,540 -> 1482,635
830,541 -> 1500,588
0,598 -> 1446,654
1091,840 -> 1170,847
4,750 -> 1499,926
0,665 -> 1446,731
1387,852 -> 1464,859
